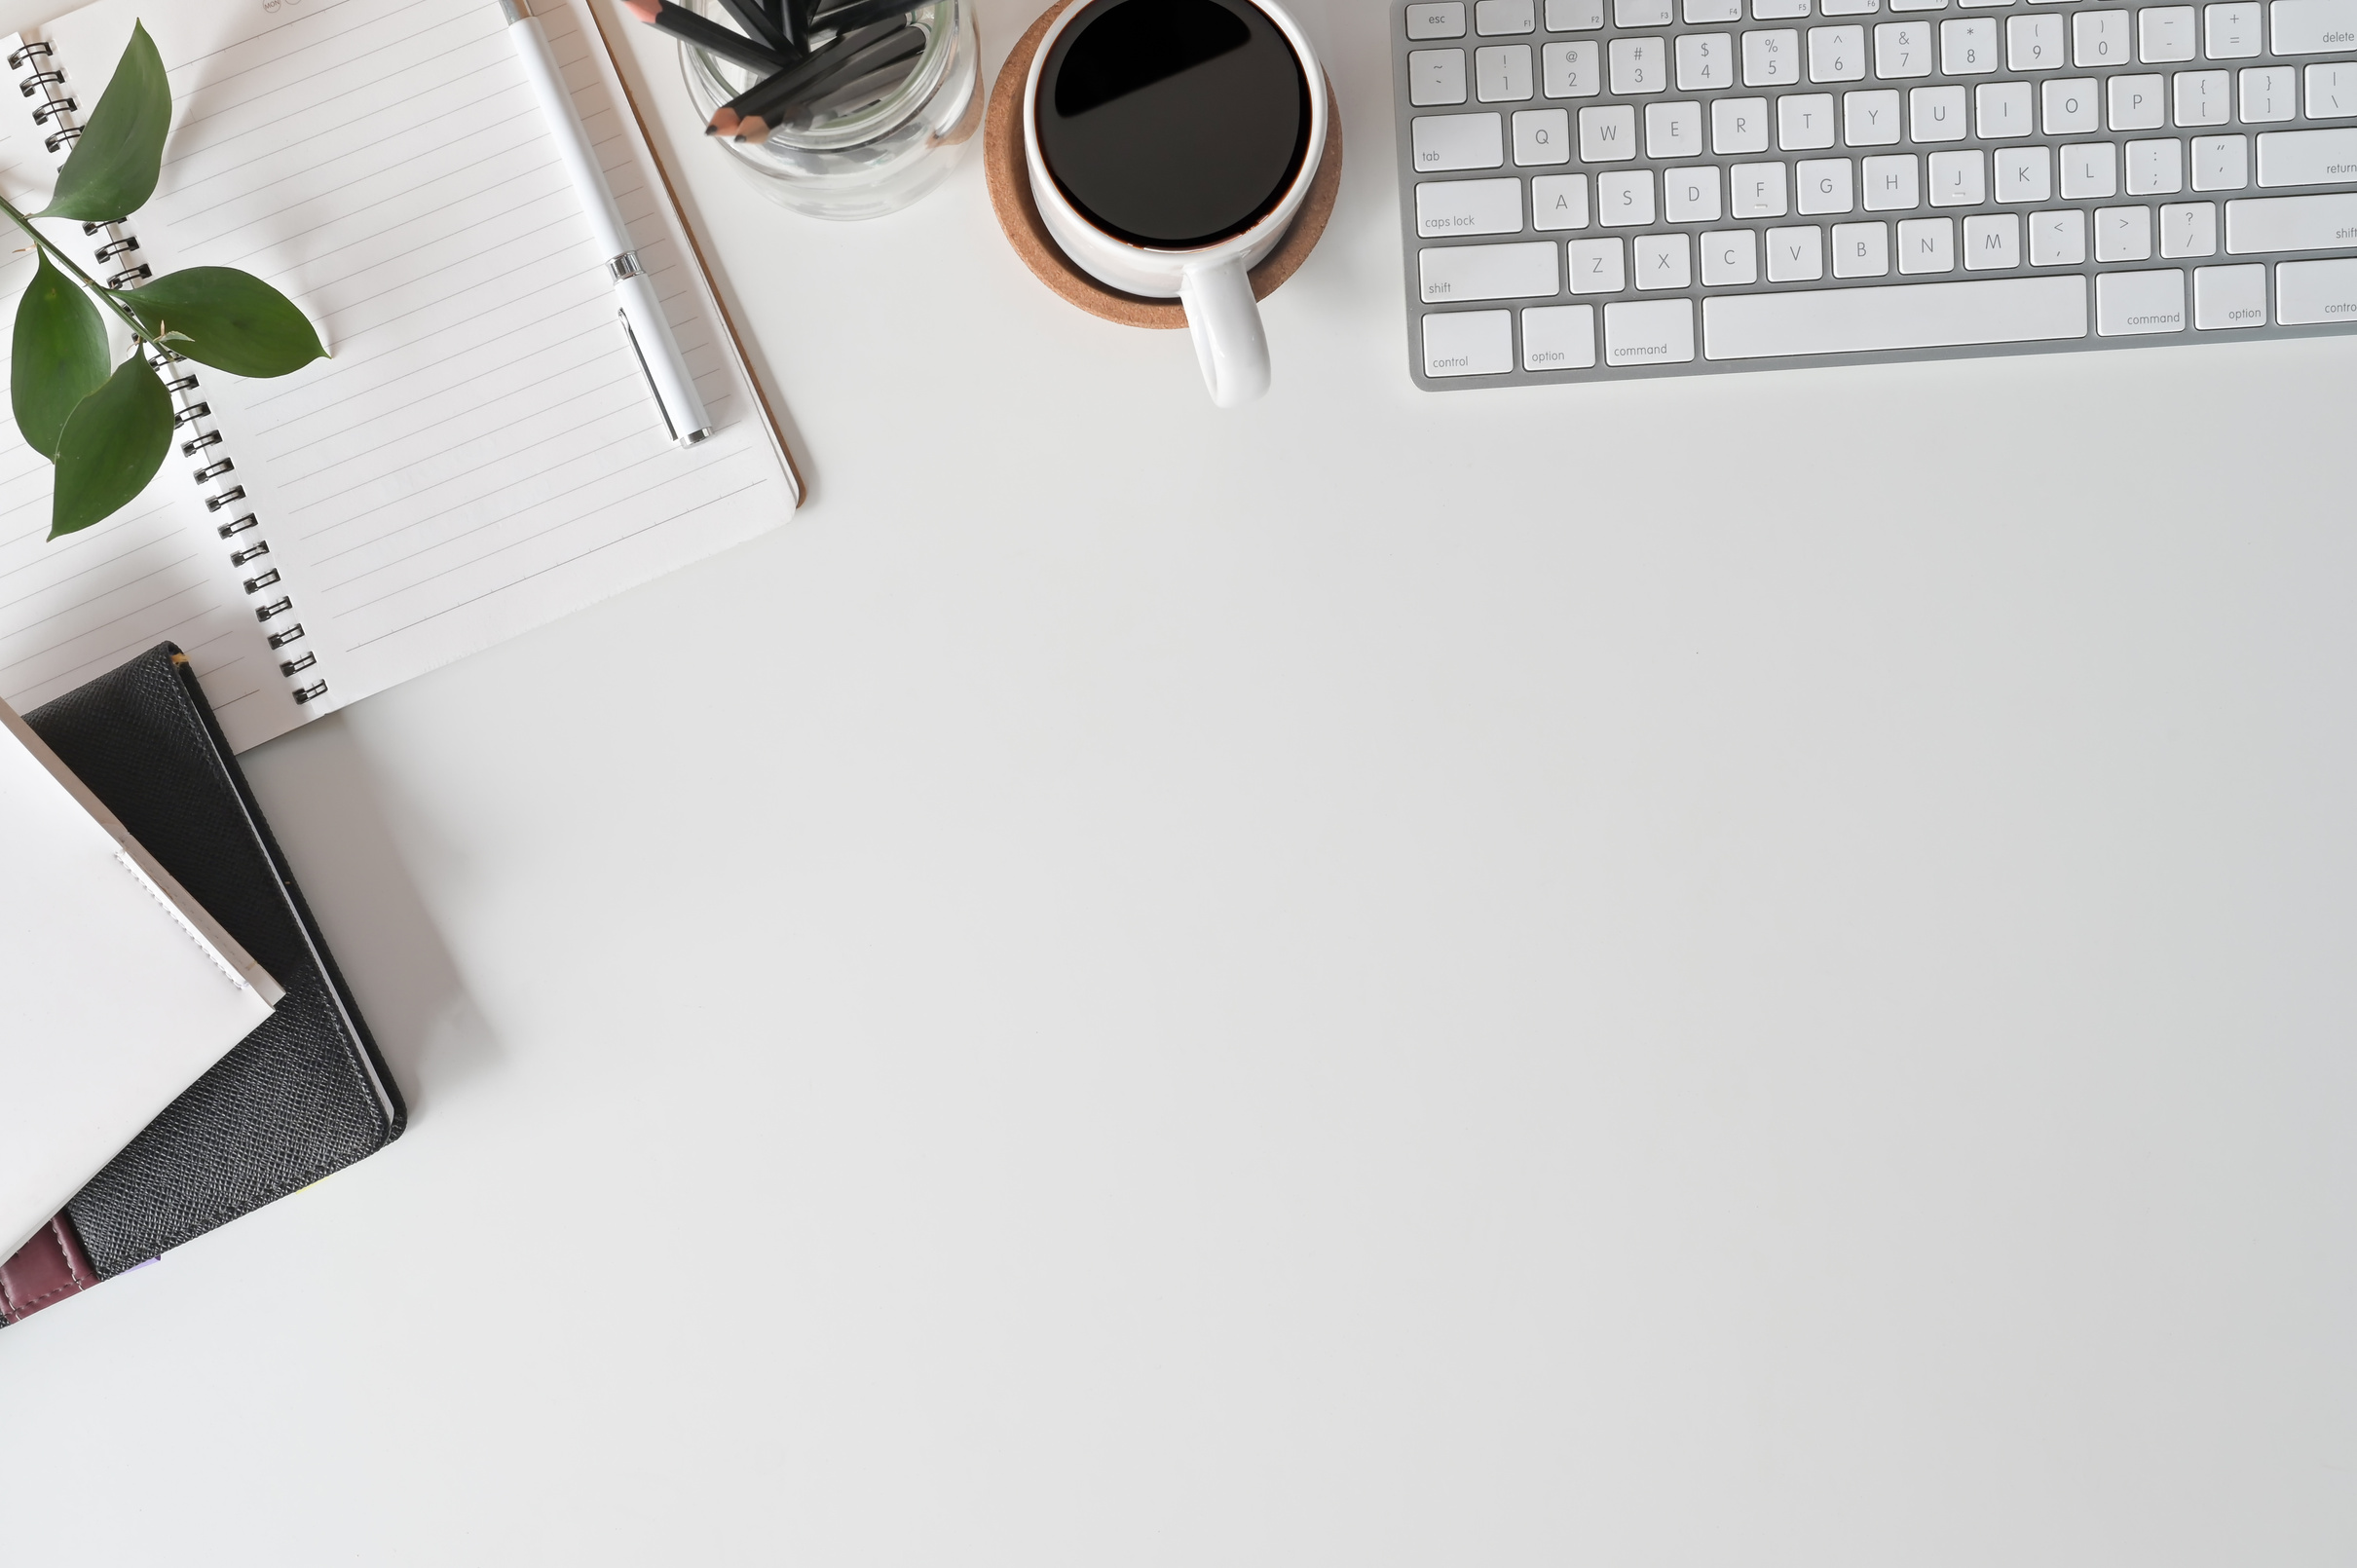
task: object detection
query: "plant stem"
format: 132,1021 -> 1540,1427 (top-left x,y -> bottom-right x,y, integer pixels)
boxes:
0,193 -> 155,348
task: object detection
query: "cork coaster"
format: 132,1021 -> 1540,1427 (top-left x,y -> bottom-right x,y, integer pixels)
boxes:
982,0 -> 1343,330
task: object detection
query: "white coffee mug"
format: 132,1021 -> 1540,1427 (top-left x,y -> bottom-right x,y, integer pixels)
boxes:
1023,0 -> 1327,409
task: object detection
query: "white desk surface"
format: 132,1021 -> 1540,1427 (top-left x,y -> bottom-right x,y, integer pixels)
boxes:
4,0 -> 2353,1560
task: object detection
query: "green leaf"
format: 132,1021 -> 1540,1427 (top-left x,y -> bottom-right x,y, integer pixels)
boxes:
110,267 -> 326,378
12,252 -> 109,460
51,352 -> 171,539
38,22 -> 169,223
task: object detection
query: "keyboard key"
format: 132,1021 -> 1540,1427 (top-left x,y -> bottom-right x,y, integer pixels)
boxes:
2075,8 -> 2132,62
1569,236 -> 1627,290
1714,95 -> 1774,149
1521,304 -> 1597,368
1417,177 -> 1528,237
2175,68 -> 2232,122
1745,28 -> 1805,83
2193,261 -> 2268,324
1846,89 -> 1903,142
1913,84 -> 1968,138
1977,80 -> 2035,135
2241,64 -> 2299,118
1515,108 -> 1573,163
1686,0 -> 1743,18
1942,17 -> 1999,69
2007,13 -> 2064,68
1598,168 -> 1659,223
1875,19 -> 1934,73
1732,160 -> 1792,213
1664,164 -> 1726,218
1863,152 -> 1922,205
1755,0 -> 1813,16
2256,127 -> 2357,184
2096,204 -> 2154,258
2030,206 -> 2089,261
2269,0 -> 2357,52
1964,210 -> 2022,264
1646,100 -> 1705,155
2095,267 -> 2187,331
1413,113 -> 1508,170
1477,0 -> 1537,33
1547,0 -> 1606,26
1702,275 -> 2086,356
1407,2 -> 1469,38
1766,223 -> 1828,277
2062,141 -> 2120,196
1780,92 -> 1840,145
1410,50 -> 1469,106
2043,78 -> 2101,131
1703,228 -> 1762,281
2226,189 -> 2357,248
2127,137 -> 2186,192
1998,144 -> 2054,199
2192,133 -> 2250,187
1604,299 -> 1697,364
1898,215 -> 1956,269
1799,156 -> 1857,209
2310,62 -> 2357,116
1812,23 -> 1869,76
2273,255 -> 2357,320
1477,45 -> 1537,99
2159,199 -> 2220,252
1617,0 -> 1675,21
2140,5 -> 2198,58
1634,232 -> 1694,286
1678,30 -> 1738,86
1833,219 -> 1891,273
1532,172 -> 1593,228
1421,241 -> 1563,302
1544,41 -> 1602,94
1611,35 -> 1668,91
1579,104 -> 1637,158
1423,310 -> 1515,375
2109,74 -> 2167,127
2205,1 -> 2263,54
1930,148 -> 1988,202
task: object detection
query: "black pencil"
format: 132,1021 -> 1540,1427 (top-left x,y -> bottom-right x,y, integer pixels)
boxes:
704,18 -> 908,137
715,0 -> 791,54
804,0 -> 937,36
622,0 -> 792,74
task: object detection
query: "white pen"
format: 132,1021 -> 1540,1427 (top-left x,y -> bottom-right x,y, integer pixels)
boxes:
497,0 -> 714,445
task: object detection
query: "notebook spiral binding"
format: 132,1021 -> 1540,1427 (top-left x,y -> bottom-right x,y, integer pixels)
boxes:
11,36 -> 327,709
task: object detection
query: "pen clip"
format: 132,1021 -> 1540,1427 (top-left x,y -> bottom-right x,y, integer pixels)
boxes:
617,307 -> 681,445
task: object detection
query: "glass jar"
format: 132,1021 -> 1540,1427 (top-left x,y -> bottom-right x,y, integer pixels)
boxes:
678,0 -> 980,221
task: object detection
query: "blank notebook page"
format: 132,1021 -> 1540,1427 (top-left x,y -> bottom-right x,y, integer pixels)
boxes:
40,0 -> 797,737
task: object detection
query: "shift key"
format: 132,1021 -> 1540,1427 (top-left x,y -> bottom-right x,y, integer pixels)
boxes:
1420,241 -> 1562,303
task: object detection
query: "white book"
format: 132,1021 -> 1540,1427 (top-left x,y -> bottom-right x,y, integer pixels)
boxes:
0,694 -> 281,1260
0,0 -> 802,753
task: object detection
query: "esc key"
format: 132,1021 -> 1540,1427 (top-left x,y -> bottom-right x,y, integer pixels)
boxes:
1407,3 -> 1467,38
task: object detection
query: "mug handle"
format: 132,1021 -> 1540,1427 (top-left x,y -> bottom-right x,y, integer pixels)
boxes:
1178,257 -> 1271,409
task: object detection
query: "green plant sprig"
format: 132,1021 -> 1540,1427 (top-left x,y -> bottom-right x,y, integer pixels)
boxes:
5,20 -> 326,540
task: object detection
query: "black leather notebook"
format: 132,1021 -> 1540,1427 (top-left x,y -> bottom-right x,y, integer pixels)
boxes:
0,646 -> 404,1326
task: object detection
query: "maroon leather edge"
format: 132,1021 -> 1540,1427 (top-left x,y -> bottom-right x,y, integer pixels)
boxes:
0,1212 -> 98,1325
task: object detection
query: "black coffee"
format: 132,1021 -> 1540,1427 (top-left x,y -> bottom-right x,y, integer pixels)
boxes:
1036,0 -> 1312,250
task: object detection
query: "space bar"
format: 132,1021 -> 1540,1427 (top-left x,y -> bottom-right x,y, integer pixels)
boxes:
1703,278 -> 2089,360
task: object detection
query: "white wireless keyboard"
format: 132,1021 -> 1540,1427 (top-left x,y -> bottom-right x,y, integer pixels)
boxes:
1390,0 -> 2357,388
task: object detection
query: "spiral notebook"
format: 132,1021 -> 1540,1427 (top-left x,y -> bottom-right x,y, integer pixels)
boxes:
0,0 -> 802,754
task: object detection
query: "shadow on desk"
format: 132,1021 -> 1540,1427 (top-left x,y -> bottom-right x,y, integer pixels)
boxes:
241,712 -> 498,1118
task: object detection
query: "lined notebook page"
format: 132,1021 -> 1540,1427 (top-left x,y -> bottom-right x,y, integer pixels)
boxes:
0,37 -> 294,751
40,0 -> 798,742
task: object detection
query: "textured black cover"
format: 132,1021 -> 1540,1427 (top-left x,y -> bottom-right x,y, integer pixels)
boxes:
19,645 -> 405,1280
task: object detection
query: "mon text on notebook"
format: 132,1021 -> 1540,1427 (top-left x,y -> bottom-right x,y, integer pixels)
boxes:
0,0 -> 801,752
